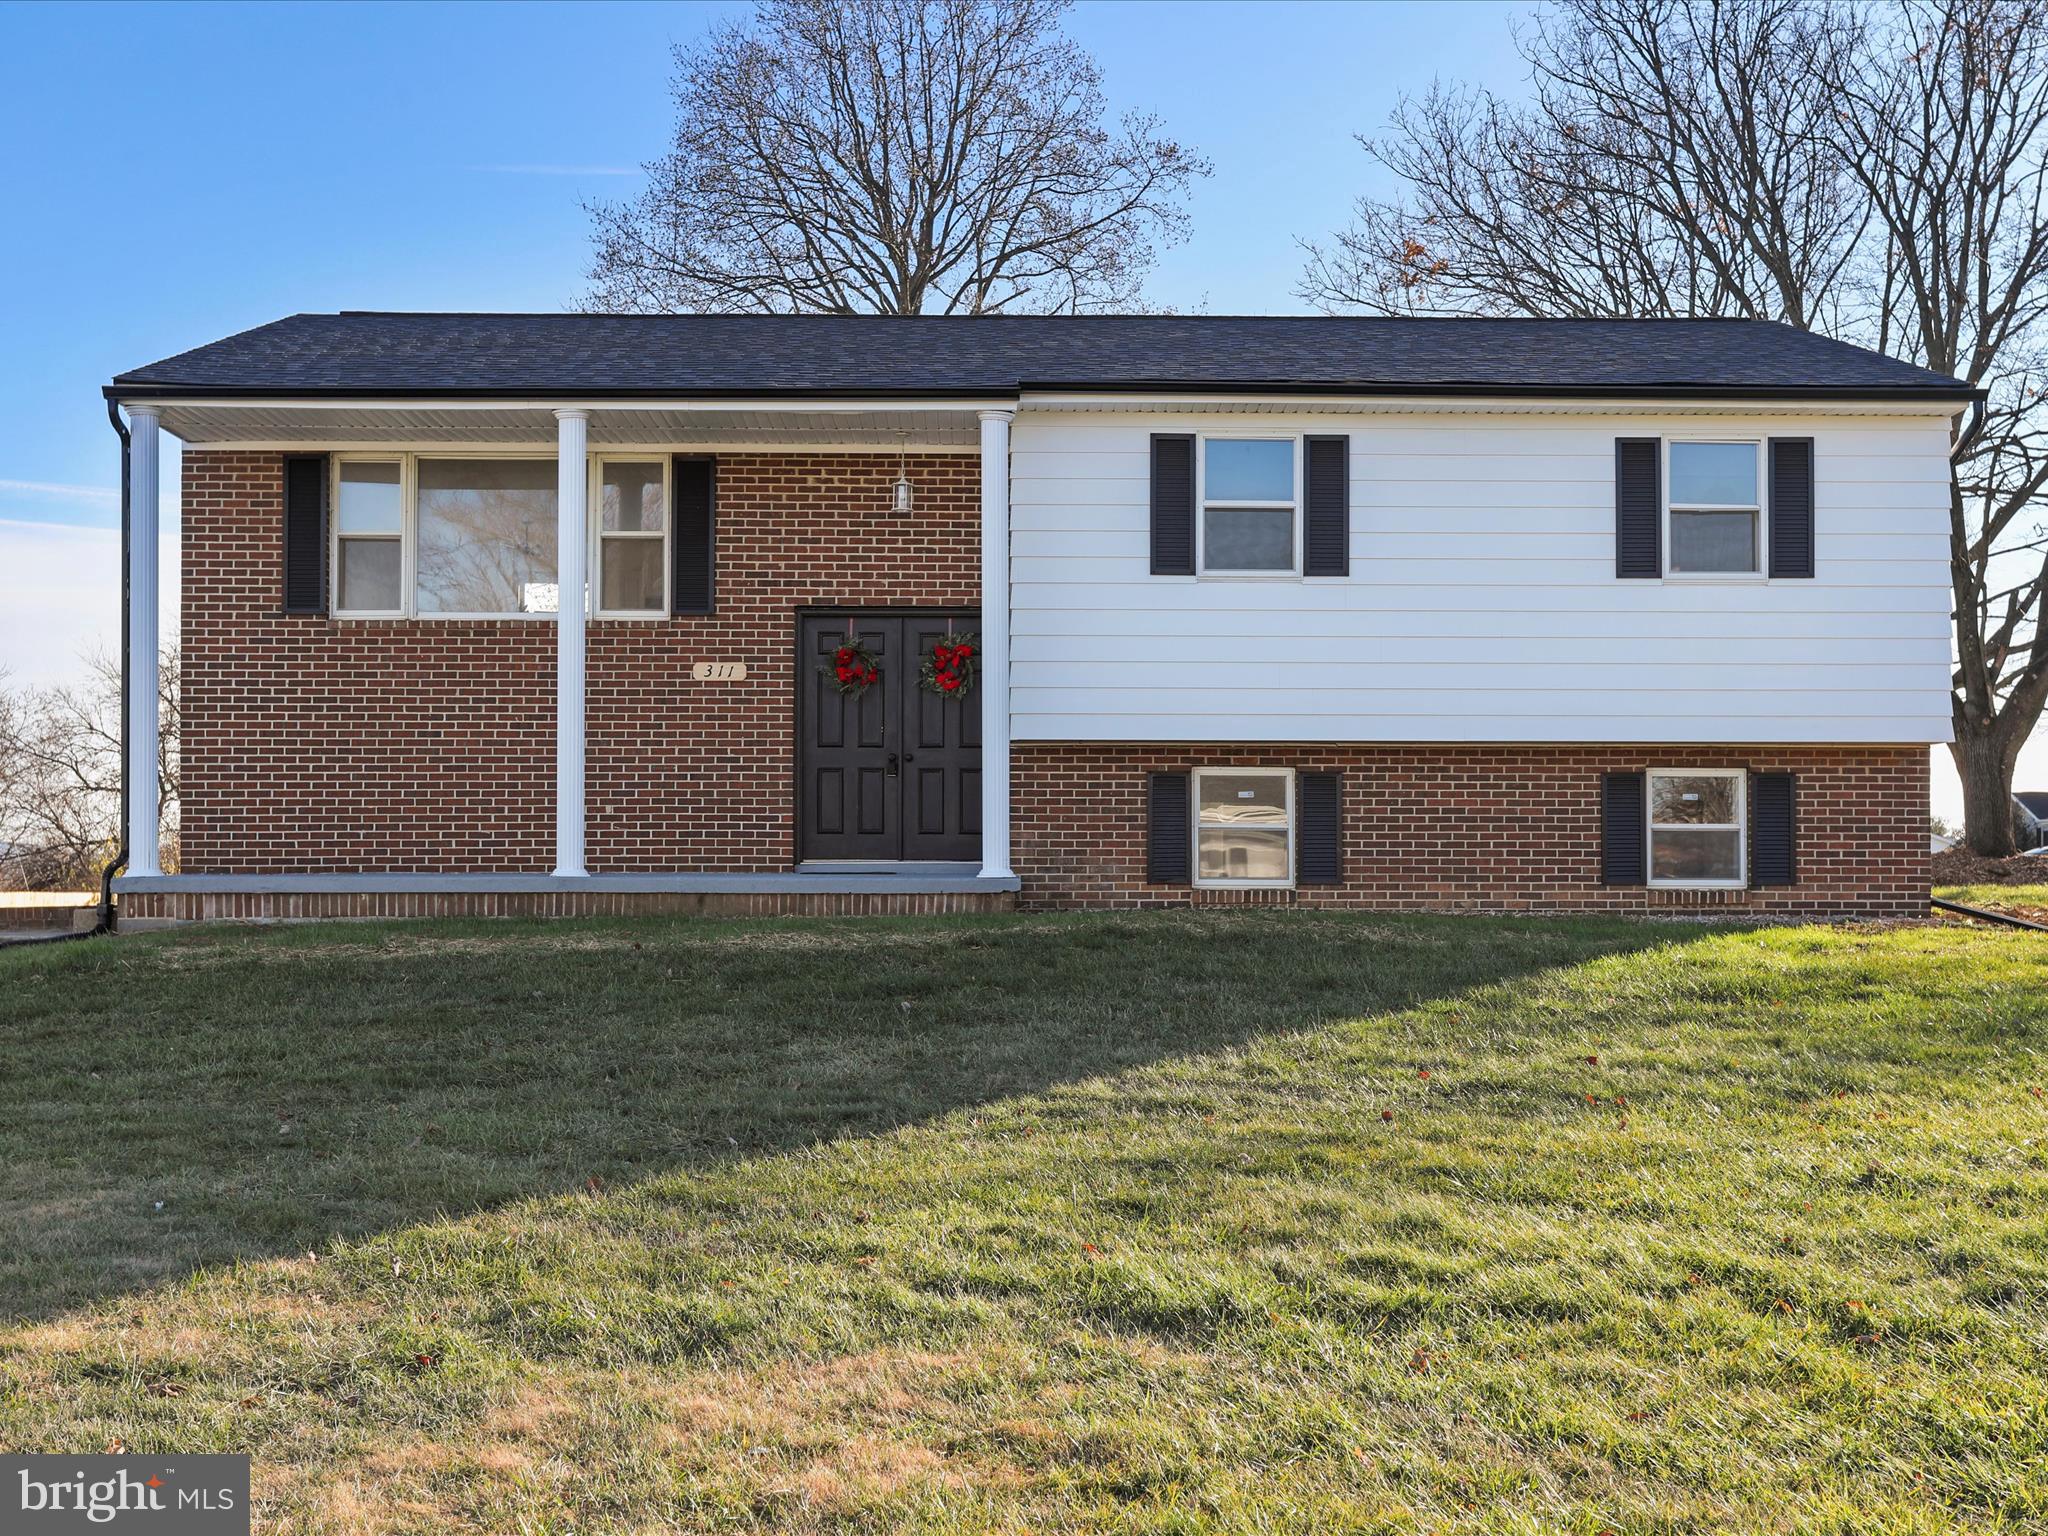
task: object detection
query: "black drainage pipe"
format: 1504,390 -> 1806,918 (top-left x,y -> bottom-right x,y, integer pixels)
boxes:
1931,896 -> 2048,933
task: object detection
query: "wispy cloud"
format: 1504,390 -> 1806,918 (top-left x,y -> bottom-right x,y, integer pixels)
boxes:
475,163 -> 637,177
0,478 -> 119,507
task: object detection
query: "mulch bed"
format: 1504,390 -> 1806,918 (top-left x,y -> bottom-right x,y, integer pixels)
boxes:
1931,849 -> 2048,887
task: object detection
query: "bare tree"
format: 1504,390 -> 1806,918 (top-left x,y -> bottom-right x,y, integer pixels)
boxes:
0,648 -> 178,890
1301,0 -> 2048,855
1835,2 -> 2048,854
584,0 -> 1208,314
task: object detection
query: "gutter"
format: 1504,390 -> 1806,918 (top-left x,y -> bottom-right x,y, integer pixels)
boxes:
102,380 -> 1984,406
1952,395 -> 1988,458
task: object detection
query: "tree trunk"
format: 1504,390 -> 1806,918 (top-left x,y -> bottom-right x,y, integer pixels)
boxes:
1952,726 -> 2020,857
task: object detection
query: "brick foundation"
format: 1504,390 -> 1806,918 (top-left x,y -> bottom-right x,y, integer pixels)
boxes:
120,889 -> 1014,922
1012,744 -> 1928,918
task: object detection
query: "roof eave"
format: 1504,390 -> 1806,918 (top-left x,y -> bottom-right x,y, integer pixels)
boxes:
1015,379 -> 1983,403
103,381 -> 1023,403
105,379 -> 1983,405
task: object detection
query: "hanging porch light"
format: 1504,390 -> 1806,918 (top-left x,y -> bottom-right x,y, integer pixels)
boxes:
891,431 -> 914,516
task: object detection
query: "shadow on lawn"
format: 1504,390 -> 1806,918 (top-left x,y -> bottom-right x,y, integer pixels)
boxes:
0,909 -> 1693,1320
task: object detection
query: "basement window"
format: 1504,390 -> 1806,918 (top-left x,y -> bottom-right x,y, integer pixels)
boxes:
1193,767 -> 1295,888
1647,767 -> 1746,887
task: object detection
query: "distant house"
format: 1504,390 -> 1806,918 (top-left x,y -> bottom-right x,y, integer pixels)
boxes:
2017,792 -> 2048,850
1931,831 -> 1960,854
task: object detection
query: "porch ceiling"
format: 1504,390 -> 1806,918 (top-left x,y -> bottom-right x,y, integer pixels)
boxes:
153,402 -> 991,449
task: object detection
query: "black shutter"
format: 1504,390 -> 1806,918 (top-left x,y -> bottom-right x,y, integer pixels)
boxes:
1150,434 -> 1196,575
1601,771 -> 1647,885
1303,435 -> 1349,577
282,454 -> 328,615
1750,771 -> 1797,886
1615,438 -> 1661,579
1146,772 -> 1192,884
1297,772 -> 1343,885
671,456 -> 716,615
1768,437 -> 1815,579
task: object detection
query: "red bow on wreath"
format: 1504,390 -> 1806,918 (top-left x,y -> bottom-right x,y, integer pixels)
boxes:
920,634 -> 978,698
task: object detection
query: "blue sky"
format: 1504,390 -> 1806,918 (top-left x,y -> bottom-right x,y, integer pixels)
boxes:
0,1 -> 2018,814
0,0 -> 1526,536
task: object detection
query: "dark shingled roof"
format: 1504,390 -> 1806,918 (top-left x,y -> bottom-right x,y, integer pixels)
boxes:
109,312 -> 1976,401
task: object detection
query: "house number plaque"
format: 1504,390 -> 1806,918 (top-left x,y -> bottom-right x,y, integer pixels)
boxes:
691,661 -> 748,682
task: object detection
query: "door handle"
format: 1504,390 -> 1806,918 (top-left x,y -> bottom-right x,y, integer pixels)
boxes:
886,752 -> 899,774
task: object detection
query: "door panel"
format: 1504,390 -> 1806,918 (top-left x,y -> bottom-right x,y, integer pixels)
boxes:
797,612 -> 981,864
814,768 -> 844,836
799,616 -> 899,861
898,614 -> 983,862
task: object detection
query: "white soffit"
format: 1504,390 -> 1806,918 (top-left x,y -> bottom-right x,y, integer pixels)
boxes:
155,403 -> 991,448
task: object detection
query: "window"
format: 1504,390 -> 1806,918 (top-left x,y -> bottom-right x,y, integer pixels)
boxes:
416,458 -> 560,615
1667,441 -> 1761,575
1193,768 -> 1294,887
1647,768 -> 1746,887
335,460 -> 404,613
1201,437 -> 1297,574
596,459 -> 667,615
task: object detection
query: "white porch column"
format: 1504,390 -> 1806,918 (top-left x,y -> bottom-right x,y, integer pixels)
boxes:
978,408 -> 1015,880
553,409 -> 589,877
126,404 -> 163,877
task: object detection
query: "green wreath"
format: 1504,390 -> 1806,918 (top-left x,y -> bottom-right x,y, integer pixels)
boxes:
824,639 -> 881,697
920,634 -> 978,700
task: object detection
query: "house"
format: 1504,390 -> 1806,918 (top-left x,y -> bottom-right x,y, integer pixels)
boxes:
2017,792 -> 2048,850
103,314 -> 1972,922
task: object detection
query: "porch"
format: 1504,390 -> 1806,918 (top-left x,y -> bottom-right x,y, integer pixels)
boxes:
110,396 -> 1021,911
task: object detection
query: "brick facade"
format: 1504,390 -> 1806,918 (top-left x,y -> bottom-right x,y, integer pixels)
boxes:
180,450 -> 978,875
1012,744 -> 1928,918
181,452 -> 1927,919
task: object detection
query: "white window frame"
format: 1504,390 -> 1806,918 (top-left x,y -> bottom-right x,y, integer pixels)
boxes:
1662,437 -> 1765,581
1191,766 -> 1296,889
1196,433 -> 1302,578
1646,766 -> 1747,889
330,450 -> 562,620
330,454 -> 410,619
589,455 -> 671,620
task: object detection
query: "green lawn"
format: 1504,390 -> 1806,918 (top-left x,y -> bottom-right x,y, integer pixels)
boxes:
1,911 -> 2045,1533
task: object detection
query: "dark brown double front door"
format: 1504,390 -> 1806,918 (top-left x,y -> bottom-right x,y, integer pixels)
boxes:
797,612 -> 982,863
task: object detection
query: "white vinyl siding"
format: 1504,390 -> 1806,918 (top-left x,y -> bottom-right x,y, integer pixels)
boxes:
1007,411 -> 1954,744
